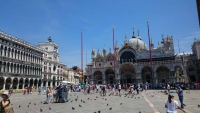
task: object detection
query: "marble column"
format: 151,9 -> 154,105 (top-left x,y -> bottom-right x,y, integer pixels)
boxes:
17,79 -> 19,89
22,82 -> 25,89
3,83 -> 5,90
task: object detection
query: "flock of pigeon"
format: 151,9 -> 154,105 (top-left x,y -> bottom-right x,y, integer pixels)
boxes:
14,90 -> 200,113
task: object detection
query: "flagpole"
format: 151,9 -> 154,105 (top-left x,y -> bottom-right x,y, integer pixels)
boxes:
81,29 -> 84,83
112,25 -> 116,84
147,22 -> 153,83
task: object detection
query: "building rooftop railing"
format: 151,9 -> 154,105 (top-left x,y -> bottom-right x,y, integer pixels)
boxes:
0,30 -> 43,53
38,42 -> 58,47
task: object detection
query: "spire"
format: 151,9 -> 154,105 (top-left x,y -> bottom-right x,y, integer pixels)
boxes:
97,48 -> 100,55
103,44 -> 106,51
115,40 -> 119,50
91,46 -> 96,56
137,29 -> 140,36
151,38 -> 154,48
151,38 -> 153,44
132,27 -> 136,38
92,46 -> 95,52
103,44 -> 106,57
124,35 -> 128,44
161,34 -> 164,43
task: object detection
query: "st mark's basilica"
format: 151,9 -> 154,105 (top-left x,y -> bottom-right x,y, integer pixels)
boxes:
86,29 -> 200,85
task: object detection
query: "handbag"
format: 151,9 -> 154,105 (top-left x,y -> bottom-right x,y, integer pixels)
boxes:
4,104 -> 14,113
49,93 -> 52,97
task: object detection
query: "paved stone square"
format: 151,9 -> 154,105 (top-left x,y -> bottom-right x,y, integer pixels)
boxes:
8,90 -> 200,113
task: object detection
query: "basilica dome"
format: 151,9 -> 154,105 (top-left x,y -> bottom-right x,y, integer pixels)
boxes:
128,37 -> 147,50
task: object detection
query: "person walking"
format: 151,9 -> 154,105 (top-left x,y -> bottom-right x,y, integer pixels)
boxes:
165,93 -> 185,113
167,84 -> 170,94
118,83 -> 121,96
44,86 -> 52,104
176,86 -> 185,109
38,86 -> 42,95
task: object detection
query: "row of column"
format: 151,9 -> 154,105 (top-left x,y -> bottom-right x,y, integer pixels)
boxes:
0,45 -> 42,65
0,62 -> 42,75
1,80 -> 60,90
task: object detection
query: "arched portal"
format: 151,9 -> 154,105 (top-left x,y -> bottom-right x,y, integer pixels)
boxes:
19,78 -> 23,89
156,66 -> 170,83
94,71 -> 103,84
0,77 -> 4,90
120,64 -> 135,84
25,78 -> 29,87
34,79 -> 38,87
30,79 -> 33,87
6,78 -> 11,90
13,78 -> 18,89
38,79 -> 42,87
142,67 -> 152,83
105,69 -> 115,84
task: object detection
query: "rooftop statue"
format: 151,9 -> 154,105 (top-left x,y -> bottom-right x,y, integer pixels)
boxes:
48,36 -> 52,42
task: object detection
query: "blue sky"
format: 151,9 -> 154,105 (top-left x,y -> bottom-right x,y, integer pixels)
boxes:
0,0 -> 199,70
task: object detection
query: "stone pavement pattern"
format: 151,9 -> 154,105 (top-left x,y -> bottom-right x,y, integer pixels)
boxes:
8,90 -> 200,113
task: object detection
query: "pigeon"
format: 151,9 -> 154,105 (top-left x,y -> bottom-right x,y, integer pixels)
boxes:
98,110 -> 101,113
49,107 -> 52,110
109,107 -> 112,110
41,101 -> 43,103
19,105 -> 21,108
81,99 -> 82,102
72,107 -> 75,110
105,99 -> 107,100
79,105 -> 82,107
107,103 -> 108,106
94,112 -> 97,113
139,111 -> 141,113
40,108 -> 43,112
120,103 -> 123,105
27,105 -> 29,108
29,102 -> 31,104
71,100 -> 73,102
198,105 -> 200,107
34,103 -> 36,105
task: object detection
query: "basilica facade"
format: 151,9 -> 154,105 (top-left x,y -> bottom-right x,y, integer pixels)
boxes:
86,30 -> 200,85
